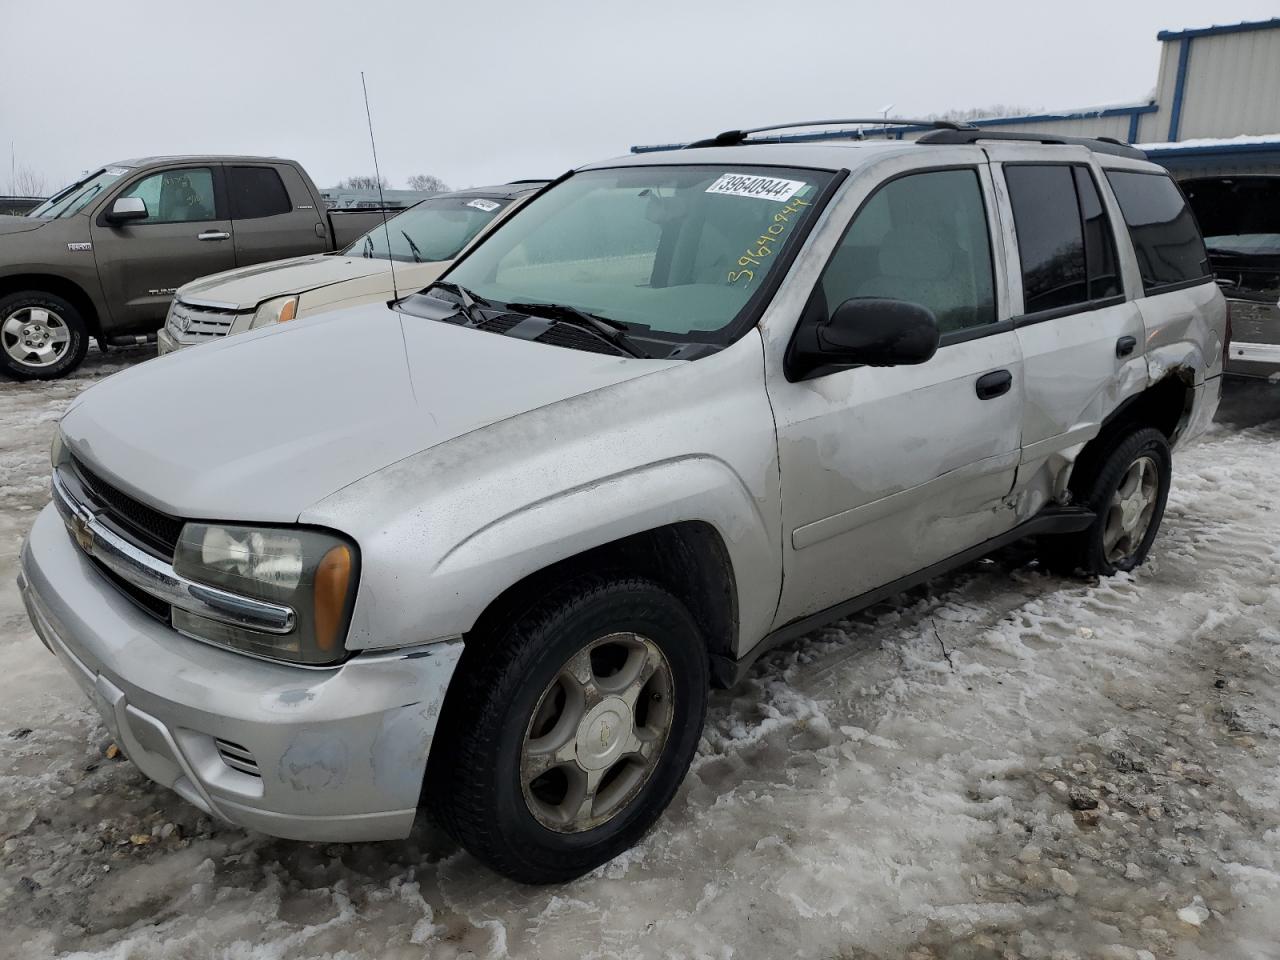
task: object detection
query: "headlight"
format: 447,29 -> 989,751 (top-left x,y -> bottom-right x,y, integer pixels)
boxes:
173,523 -> 358,665
249,295 -> 299,330
50,430 -> 67,469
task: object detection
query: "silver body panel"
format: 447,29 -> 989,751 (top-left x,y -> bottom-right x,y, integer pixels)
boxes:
21,138 -> 1225,840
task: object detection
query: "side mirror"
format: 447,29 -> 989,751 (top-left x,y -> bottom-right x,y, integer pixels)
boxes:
105,196 -> 148,224
816,298 -> 940,367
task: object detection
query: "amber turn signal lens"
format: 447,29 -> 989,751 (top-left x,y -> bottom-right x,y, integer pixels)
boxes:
279,298 -> 298,323
313,544 -> 352,651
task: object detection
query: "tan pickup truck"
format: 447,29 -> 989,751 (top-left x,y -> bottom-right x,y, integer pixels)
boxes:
158,182 -> 545,354
0,156 -> 422,379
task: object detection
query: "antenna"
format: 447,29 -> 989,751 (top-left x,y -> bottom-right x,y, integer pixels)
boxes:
360,71 -> 399,301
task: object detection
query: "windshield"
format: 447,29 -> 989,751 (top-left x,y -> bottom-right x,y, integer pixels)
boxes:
27,167 -> 131,219
442,165 -> 832,340
1184,177 -> 1280,255
345,195 -> 512,262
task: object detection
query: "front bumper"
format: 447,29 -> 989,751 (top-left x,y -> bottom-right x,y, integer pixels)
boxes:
19,504 -> 463,842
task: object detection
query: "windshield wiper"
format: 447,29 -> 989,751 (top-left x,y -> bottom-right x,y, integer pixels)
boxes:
427,281 -> 489,326
504,301 -> 648,358
401,230 -> 424,263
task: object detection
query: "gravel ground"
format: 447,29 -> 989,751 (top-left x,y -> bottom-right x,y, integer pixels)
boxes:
1,350 -> 1278,960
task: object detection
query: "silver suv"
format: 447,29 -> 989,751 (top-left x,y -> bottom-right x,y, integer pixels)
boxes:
18,123 -> 1225,883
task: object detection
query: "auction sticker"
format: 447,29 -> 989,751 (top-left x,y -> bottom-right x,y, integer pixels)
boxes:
466,198 -> 500,212
705,173 -> 806,203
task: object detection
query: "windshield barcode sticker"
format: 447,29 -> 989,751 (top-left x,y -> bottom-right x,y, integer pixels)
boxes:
466,198 -> 500,212
705,173 -> 807,203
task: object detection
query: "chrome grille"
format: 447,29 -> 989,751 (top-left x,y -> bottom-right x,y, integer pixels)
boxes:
215,739 -> 261,777
167,301 -> 244,341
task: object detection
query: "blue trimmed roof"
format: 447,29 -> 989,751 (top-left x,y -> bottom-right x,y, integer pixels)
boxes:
1157,18 -> 1280,42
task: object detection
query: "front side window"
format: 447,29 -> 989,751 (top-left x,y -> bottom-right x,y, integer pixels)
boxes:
228,166 -> 292,219
1105,170 -> 1210,293
118,167 -> 217,224
816,168 -> 996,335
347,195 -> 512,263
443,165 -> 832,340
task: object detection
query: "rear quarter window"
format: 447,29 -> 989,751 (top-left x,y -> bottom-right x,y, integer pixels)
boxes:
1104,170 -> 1210,293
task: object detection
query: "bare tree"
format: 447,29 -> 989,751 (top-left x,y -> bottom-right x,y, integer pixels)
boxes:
339,174 -> 389,191
406,173 -> 450,193
5,163 -> 47,198
927,104 -> 1040,123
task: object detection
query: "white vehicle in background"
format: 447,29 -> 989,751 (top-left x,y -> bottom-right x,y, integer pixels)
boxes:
157,181 -> 546,353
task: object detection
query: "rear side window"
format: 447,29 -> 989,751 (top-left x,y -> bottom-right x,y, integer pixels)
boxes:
817,168 -> 997,335
1104,171 -> 1210,293
1004,164 -> 1120,315
228,166 -> 292,219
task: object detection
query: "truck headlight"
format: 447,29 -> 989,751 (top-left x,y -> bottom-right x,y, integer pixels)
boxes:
249,295 -> 299,330
173,523 -> 358,665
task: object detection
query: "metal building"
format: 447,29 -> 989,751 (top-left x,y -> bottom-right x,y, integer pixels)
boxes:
631,18 -> 1280,177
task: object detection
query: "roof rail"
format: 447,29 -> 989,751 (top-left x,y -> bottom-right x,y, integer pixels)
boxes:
917,128 -> 1147,160
685,118 -> 976,149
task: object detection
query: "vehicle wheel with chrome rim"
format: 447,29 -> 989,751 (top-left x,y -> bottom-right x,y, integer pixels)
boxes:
1040,426 -> 1172,576
427,575 -> 708,883
0,291 -> 90,381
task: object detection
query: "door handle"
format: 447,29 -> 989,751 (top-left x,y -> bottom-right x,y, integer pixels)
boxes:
197,230 -> 230,241
975,369 -> 1012,400
1116,335 -> 1138,358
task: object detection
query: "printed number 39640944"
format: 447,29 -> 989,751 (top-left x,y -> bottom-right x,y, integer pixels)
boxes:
727,197 -> 811,286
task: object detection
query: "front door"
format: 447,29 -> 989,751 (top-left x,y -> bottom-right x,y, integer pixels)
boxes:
768,164 -> 1025,626
90,164 -> 235,332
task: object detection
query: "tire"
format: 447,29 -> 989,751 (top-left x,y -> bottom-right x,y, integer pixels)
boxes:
427,575 -> 709,883
1040,426 -> 1172,576
0,291 -> 90,381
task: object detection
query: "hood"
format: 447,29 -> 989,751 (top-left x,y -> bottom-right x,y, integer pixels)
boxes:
60,305 -> 679,523
0,214 -> 47,237
178,253 -> 396,309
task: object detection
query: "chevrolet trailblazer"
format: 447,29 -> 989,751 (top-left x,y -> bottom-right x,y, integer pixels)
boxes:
19,121 -> 1224,883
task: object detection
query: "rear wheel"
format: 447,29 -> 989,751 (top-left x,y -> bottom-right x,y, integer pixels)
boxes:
1040,426 -> 1172,576
428,575 -> 709,883
0,292 -> 89,380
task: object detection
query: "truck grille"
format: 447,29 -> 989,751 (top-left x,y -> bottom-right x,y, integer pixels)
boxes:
168,301 -> 243,341
67,457 -> 184,559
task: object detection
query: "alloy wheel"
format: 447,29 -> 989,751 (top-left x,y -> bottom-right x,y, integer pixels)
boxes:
520,632 -> 675,833
1,307 -> 73,368
1102,454 -> 1159,564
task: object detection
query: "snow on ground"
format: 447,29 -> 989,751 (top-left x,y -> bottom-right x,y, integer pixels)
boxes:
1,352 -> 1279,960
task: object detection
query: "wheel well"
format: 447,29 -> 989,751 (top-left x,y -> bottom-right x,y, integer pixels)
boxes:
0,275 -> 103,337
466,521 -> 739,687
1069,371 -> 1193,498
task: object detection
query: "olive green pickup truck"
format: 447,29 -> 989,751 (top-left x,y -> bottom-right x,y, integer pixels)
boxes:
0,156 -> 419,380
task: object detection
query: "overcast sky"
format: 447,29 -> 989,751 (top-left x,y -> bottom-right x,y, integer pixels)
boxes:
3,0 -> 1278,194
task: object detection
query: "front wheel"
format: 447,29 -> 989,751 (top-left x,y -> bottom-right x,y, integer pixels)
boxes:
1040,426 -> 1172,576
0,292 -> 90,381
427,575 -> 709,883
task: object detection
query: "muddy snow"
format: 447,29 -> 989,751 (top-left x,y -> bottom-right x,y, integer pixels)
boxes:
1,351 -> 1278,960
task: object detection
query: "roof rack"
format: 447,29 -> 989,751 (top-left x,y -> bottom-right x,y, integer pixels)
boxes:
917,128 -> 1147,160
685,118 -> 976,149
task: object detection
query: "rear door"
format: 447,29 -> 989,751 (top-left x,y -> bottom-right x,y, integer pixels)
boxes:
90,164 -> 236,332
985,145 -> 1148,509
227,163 -> 328,266
767,159 -> 1026,626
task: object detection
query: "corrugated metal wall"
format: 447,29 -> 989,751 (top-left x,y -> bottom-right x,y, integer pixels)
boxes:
1174,29 -> 1280,139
